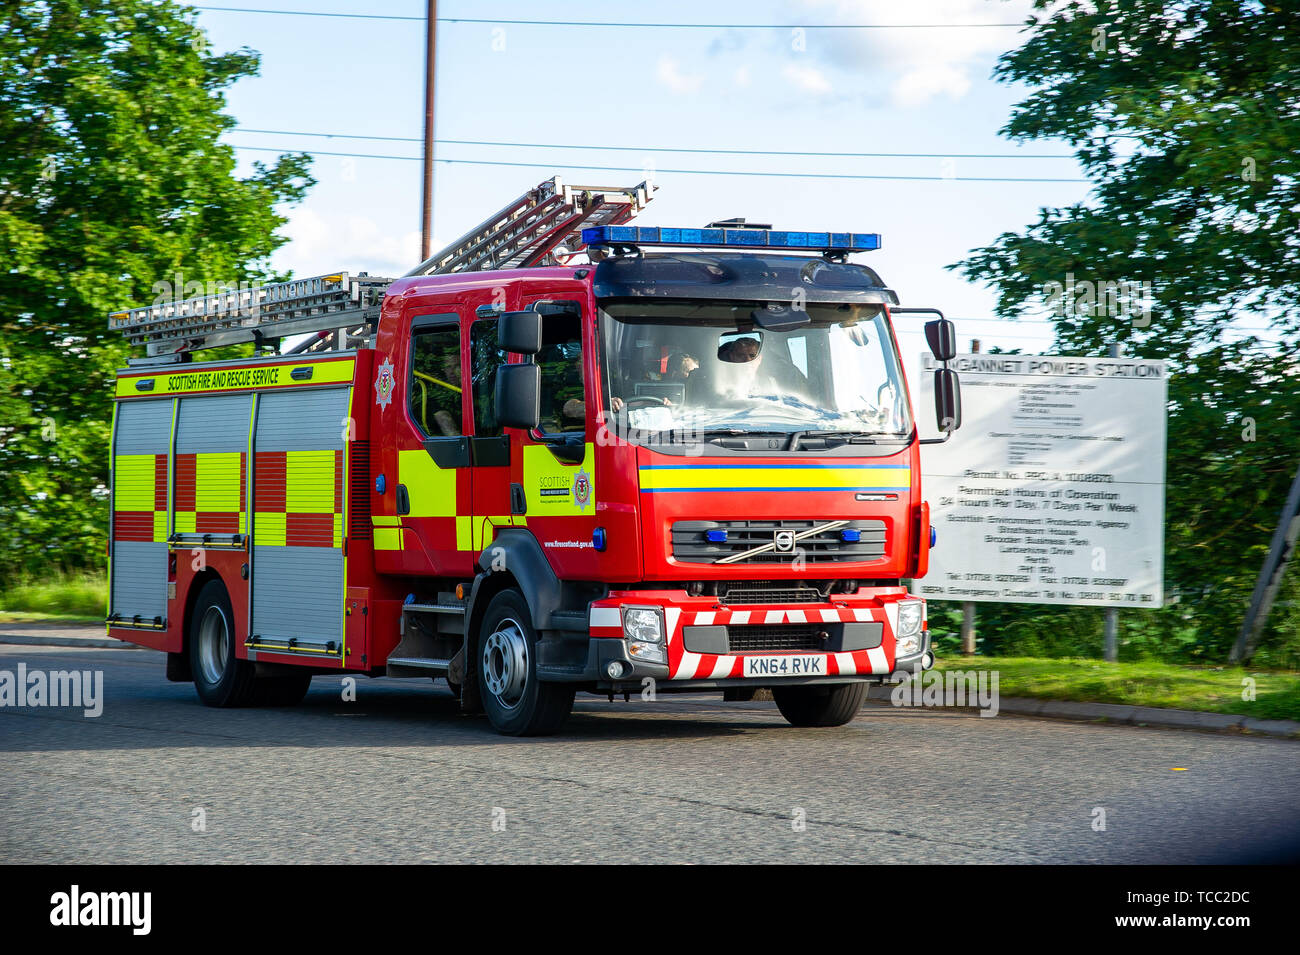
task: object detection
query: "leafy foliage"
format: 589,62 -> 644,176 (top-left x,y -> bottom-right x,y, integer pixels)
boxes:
946,0 -> 1300,663
0,1 -> 313,580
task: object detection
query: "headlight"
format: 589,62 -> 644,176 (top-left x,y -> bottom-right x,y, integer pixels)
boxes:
623,607 -> 664,644
895,600 -> 924,657
896,600 -> 923,638
622,607 -> 667,665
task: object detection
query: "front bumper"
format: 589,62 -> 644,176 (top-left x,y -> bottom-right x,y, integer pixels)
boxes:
539,590 -> 931,687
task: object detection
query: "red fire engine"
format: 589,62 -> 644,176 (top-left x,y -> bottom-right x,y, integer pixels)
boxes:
105,178 -> 962,735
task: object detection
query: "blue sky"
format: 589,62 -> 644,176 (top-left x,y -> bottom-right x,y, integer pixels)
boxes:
195,0 -> 1093,367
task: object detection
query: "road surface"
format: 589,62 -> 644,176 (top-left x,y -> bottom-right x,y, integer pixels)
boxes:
2,645 -> 1296,864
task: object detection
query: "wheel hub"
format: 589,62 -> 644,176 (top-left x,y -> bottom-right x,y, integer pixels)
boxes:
482,618 -> 528,708
196,605 -> 230,685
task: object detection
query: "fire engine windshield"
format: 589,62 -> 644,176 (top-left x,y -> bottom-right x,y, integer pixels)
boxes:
598,300 -> 912,444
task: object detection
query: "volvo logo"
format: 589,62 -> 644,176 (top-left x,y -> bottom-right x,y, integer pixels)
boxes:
773,530 -> 796,553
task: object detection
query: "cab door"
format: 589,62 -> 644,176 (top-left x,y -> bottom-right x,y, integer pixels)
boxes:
464,307 -> 517,555
515,295 -> 600,577
391,311 -> 476,578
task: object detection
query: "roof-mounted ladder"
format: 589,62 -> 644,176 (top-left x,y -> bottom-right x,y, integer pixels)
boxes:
407,176 -> 654,276
107,177 -> 654,359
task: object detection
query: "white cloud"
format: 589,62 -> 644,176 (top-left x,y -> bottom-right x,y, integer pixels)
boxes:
733,65 -> 751,88
656,55 -> 705,94
274,206 -> 421,279
782,64 -> 834,95
893,63 -> 972,107
795,0 -> 1037,106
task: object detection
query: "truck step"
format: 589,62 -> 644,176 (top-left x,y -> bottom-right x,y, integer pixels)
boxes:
403,603 -> 466,615
386,656 -> 452,678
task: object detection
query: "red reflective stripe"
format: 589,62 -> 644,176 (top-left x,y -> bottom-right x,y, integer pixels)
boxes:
154,454 -> 168,511
254,451 -> 286,512
114,512 -> 155,542
174,453 -> 196,512
285,512 -> 334,547
195,512 -> 240,534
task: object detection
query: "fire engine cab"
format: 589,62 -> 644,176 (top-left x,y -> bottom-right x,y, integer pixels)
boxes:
105,178 -> 962,735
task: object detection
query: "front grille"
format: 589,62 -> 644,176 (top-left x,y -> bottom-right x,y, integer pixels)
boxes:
722,587 -> 823,604
727,624 -> 826,653
672,519 -> 886,564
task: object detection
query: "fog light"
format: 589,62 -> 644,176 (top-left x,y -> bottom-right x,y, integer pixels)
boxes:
606,660 -> 628,679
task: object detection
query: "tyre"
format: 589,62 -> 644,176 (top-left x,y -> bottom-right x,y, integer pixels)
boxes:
772,682 -> 868,727
477,589 -> 574,736
252,672 -> 312,706
189,578 -> 256,707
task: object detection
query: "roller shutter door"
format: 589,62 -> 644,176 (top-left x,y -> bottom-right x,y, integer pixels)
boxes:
251,388 -> 351,654
174,393 -> 252,538
110,398 -> 173,624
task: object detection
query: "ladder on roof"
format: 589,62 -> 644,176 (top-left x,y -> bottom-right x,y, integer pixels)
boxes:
107,177 -> 655,359
108,272 -> 395,359
407,176 -> 654,275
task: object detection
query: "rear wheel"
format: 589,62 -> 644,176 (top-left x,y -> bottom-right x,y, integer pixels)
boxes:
190,579 -> 256,707
772,682 -> 868,727
477,590 -> 574,736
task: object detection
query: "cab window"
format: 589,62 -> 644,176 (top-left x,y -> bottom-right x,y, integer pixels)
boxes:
470,318 -> 506,437
409,323 -> 462,437
536,311 -> 585,434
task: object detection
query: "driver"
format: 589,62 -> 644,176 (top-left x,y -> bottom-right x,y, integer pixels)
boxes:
611,350 -> 698,412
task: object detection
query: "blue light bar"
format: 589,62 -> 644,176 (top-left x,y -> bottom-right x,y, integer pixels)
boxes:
583,225 -> 881,253
705,529 -> 729,543
840,528 -> 862,543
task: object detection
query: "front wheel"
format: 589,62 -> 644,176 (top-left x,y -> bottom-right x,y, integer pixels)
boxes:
772,682 -> 868,727
477,590 -> 574,736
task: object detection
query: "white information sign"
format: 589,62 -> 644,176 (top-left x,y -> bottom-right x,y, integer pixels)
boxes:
916,354 -> 1167,608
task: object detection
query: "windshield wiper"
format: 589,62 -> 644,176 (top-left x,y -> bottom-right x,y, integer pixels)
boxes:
787,430 -> 907,451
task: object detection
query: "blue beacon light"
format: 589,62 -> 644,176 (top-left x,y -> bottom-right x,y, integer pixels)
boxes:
582,225 -> 881,253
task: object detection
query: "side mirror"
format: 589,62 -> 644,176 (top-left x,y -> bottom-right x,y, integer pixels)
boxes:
494,363 -> 540,430
925,318 -> 957,362
934,368 -> 962,433
498,311 -> 542,355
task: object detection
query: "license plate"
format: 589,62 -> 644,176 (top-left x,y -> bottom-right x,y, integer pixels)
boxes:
742,654 -> 826,678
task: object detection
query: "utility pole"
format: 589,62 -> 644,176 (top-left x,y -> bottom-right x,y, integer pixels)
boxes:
961,338 -> 980,656
1103,342 -> 1122,662
1232,458 -> 1300,664
420,0 -> 437,261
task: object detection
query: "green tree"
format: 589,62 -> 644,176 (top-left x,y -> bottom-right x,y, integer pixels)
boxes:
953,0 -> 1300,661
0,1 -> 312,581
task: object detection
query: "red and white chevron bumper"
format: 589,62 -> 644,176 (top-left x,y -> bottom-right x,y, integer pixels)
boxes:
588,592 -> 919,681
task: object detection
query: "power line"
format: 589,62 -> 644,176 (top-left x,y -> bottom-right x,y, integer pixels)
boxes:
232,127 -> 1076,160
192,7 -> 1025,28
231,144 -> 1088,183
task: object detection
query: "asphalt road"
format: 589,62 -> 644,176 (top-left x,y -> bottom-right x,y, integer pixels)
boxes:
2,644 -> 1297,864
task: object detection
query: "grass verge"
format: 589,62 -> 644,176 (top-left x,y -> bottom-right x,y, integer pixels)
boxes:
932,656 -> 1300,722
0,573 -> 106,622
